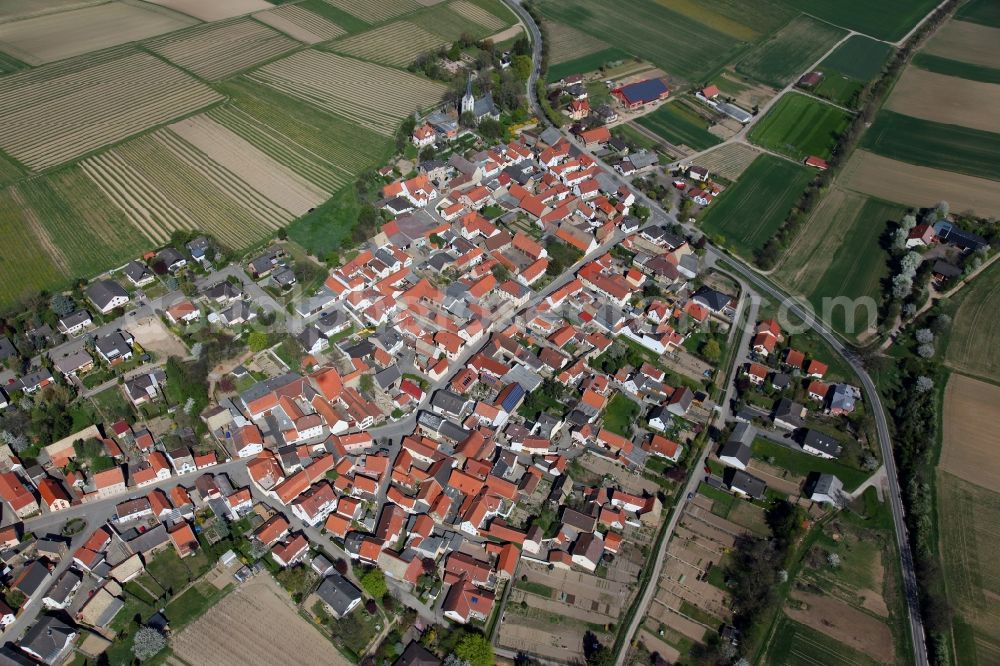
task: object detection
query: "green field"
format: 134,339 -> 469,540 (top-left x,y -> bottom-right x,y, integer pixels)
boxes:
913,52 -> 1000,84
955,0 -> 1000,27
862,111 -> 1000,181
699,154 -> 812,257
736,15 -> 847,87
752,438 -> 868,491
775,189 -> 901,338
603,393 -> 640,437
749,92 -> 850,161
945,259 -> 1000,383
537,0 -> 746,81
938,471 -> 1000,664
819,35 -> 894,81
656,0 -> 795,40
409,0 -> 511,41
0,51 -> 25,75
635,101 -> 722,151
764,615 -> 883,666
772,0 -> 941,41
547,47 -> 631,82
811,71 -> 865,107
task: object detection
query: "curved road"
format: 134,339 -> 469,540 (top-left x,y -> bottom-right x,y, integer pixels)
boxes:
500,1 -> 927,664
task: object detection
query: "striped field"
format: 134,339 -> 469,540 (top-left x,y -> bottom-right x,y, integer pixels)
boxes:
246,50 -> 448,135
0,51 -> 222,171
319,0 -> 420,24
253,5 -> 347,44
328,21 -> 446,66
450,0 -> 506,30
145,18 -> 300,80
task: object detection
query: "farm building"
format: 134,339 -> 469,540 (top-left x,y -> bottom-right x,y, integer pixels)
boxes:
798,71 -> 823,87
612,78 -> 669,109
804,155 -> 829,170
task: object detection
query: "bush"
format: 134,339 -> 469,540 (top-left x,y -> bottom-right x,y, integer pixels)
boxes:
132,627 -> 167,661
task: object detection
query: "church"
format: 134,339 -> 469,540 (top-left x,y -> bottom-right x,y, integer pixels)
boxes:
459,76 -> 500,124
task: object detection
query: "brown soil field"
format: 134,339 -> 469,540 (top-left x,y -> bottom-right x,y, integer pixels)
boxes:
840,151 -> 1000,217
171,574 -> 351,666
146,0 -> 275,21
489,24 -> 523,43
254,5 -> 346,43
544,20 -> 609,64
129,316 -> 190,359
886,68 -> 1000,134
924,20 -> 1000,69
692,142 -> 761,181
0,2 -> 196,65
638,629 -> 681,664
785,591 -> 895,663
940,373 -> 1000,491
0,0 -> 104,22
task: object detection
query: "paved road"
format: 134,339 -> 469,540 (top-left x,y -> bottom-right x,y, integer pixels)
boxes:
500,2 -> 928,664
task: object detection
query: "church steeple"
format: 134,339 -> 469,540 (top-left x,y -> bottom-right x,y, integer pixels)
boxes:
461,74 -> 474,115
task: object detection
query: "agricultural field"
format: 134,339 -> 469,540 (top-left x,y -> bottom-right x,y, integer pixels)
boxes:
861,111 -> 1000,182
79,117 -> 317,249
145,18 -> 300,81
955,0 -> 1000,27
885,68 -> 1000,134
171,575 -> 351,666
547,47 -> 632,84
945,260 -> 1000,384
253,4 -> 347,44
246,50 -> 448,136
0,1 -> 197,65
913,53 -> 1000,85
774,188 -> 901,338
544,20 -> 609,64
937,471 -> 1000,665
810,36 -> 893,106
0,51 -> 222,171
0,51 -> 24,75
763,615 -> 885,666
327,21 -> 446,66
941,374 -> 1000,490
0,154 -> 22,187
698,154 -> 812,258
923,19 -> 1000,70
408,0 -> 511,41
0,165 -> 150,306
654,0 -> 795,41
691,143 -> 761,181
771,0 -> 940,41
537,0 -> 746,82
818,35 -> 894,81
144,0 -> 276,21
214,78 -> 389,187
735,15 -> 847,87
0,0 -> 106,23
748,92 -> 850,161
635,102 -> 721,152
839,151 -> 1000,218
321,0 -> 421,24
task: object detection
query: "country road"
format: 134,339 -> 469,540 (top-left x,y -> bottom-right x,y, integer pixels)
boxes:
499,1 -> 929,664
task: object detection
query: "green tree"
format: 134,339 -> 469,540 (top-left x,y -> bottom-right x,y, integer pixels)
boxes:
359,373 -> 375,396
701,338 -> 722,363
455,633 -> 494,666
247,331 -> 271,352
511,55 -> 532,81
359,567 -> 387,599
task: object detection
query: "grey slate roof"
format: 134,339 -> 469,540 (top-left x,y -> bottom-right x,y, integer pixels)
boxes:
316,572 -> 362,617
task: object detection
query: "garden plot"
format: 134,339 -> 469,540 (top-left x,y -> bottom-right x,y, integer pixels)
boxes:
328,21 -> 446,66
172,575 -> 350,666
320,0 -> 420,24
246,50 -> 448,135
144,0 -> 275,21
449,0 -> 506,30
691,142 -> 761,181
0,1 -> 197,65
0,51 -> 222,171
253,5 -> 346,44
145,18 -> 299,80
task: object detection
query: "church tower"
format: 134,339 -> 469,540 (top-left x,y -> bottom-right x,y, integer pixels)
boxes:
461,75 -> 474,115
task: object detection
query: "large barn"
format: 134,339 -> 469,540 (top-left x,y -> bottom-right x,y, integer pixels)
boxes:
612,78 -> 670,109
